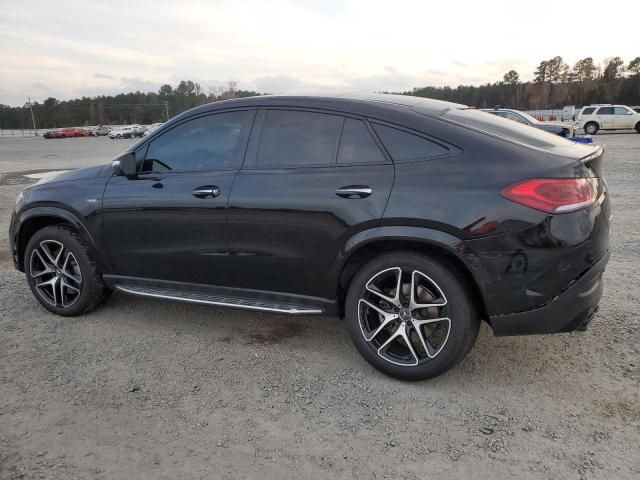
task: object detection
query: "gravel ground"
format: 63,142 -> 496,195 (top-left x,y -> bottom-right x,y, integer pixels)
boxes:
0,135 -> 639,480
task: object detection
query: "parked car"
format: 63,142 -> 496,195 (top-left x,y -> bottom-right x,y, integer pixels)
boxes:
43,130 -> 63,139
132,124 -> 148,137
575,105 -> 640,134
44,128 -> 89,138
90,125 -> 111,136
480,107 -> 575,137
109,127 -> 136,139
143,123 -> 163,137
9,94 -> 610,381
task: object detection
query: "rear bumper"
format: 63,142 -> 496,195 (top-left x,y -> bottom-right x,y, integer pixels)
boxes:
490,250 -> 609,336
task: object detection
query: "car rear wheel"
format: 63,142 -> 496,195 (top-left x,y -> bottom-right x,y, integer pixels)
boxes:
584,122 -> 599,135
635,122 -> 640,133
344,252 -> 480,381
24,225 -> 111,316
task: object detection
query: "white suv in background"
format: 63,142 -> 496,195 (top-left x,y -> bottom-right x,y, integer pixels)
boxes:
575,105 -> 640,134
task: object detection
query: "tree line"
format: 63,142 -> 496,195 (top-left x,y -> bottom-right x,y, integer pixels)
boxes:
1,56 -> 639,130
0,81 -> 262,130
403,56 -> 640,111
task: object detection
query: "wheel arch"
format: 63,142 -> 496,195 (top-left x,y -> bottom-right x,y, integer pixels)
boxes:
15,207 -> 107,273
334,227 -> 489,322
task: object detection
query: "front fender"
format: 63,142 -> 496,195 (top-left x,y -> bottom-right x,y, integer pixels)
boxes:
12,206 -> 110,273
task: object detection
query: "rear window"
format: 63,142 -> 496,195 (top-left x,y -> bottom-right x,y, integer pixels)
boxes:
443,108 -> 572,148
582,107 -> 596,115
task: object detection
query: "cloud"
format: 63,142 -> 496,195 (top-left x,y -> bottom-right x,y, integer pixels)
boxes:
120,77 -> 162,93
1,0 -> 639,105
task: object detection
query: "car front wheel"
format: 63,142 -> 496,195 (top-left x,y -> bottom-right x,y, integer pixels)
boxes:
24,225 -> 111,316
344,252 -> 480,381
584,122 -> 599,135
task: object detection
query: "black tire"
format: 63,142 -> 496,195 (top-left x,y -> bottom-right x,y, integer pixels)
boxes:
584,122 -> 599,135
24,225 -> 111,316
116,134 -> 122,139
344,252 -> 480,381
635,122 -> 640,134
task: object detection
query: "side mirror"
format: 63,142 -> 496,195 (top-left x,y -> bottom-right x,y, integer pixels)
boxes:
112,152 -> 137,179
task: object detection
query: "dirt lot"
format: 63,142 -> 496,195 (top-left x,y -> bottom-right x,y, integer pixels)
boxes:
0,135 -> 639,480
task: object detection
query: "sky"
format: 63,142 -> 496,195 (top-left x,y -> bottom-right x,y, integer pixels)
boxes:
1,0 -> 639,106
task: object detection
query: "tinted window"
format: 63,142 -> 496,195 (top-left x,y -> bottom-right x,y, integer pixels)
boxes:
614,107 -> 629,115
597,107 -> 614,115
142,111 -> 252,172
372,124 -> 448,161
338,119 -> 386,164
257,110 -> 342,167
582,107 -> 596,115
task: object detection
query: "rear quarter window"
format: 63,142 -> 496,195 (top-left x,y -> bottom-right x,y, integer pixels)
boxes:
582,107 -> 596,115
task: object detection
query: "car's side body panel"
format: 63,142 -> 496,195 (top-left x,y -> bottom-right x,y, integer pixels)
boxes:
9,94 -> 611,337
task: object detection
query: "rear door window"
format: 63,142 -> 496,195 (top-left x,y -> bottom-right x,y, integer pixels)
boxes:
371,123 -> 448,161
256,110 -> 342,167
597,107 -> 614,115
338,119 -> 386,164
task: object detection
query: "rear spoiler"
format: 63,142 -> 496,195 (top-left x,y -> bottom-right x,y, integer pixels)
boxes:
579,144 -> 604,163
579,144 -> 604,177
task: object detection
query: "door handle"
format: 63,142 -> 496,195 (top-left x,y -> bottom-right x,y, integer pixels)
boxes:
336,186 -> 372,199
192,185 -> 220,199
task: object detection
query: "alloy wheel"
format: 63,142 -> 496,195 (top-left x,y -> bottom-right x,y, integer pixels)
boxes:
29,240 -> 83,308
358,267 -> 451,367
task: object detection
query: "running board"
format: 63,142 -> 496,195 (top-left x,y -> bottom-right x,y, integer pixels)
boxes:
115,285 -> 323,315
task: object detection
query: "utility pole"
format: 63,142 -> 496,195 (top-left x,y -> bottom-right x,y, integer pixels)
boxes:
27,97 -> 37,136
164,101 -> 169,121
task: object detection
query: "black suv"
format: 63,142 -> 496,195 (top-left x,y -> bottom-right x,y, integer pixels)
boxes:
9,94 -> 611,380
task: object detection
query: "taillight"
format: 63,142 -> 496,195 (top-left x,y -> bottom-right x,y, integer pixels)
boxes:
501,178 -> 597,214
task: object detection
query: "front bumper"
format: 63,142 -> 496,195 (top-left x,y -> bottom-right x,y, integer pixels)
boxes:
489,250 -> 609,336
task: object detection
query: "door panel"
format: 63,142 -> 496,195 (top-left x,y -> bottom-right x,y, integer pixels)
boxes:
101,109 -> 255,285
226,164 -> 394,299
596,107 -> 614,129
102,171 -> 235,284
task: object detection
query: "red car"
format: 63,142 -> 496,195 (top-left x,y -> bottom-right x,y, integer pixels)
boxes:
43,128 -> 90,139
61,128 -> 90,137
